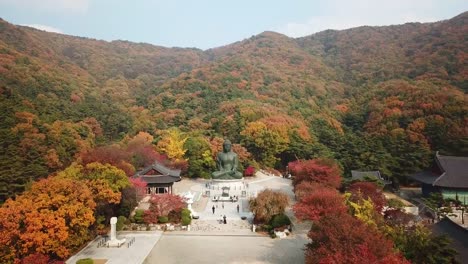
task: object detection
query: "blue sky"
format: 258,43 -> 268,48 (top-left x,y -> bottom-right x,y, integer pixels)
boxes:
0,0 -> 466,50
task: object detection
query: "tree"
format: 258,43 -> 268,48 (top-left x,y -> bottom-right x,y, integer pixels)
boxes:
241,121 -> 289,167
294,187 -> 347,221
347,181 -> 387,212
80,145 -> 135,176
294,181 -> 322,201
345,193 -> 382,228
0,177 -> 96,261
387,224 -> 458,264
289,158 -> 342,189
156,128 -> 188,162
184,136 -> 215,178
58,162 -> 130,193
306,212 -> 408,264
249,189 -> 289,223
144,194 -> 185,224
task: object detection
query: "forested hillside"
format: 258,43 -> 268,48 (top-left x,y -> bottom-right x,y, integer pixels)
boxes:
0,12 -> 466,202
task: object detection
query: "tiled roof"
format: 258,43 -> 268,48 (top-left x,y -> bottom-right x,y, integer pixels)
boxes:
136,161 -> 181,177
351,170 -> 391,185
139,175 -> 181,184
133,161 -> 181,184
433,154 -> 468,188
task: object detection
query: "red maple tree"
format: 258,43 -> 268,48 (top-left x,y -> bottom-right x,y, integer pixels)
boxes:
348,181 -> 387,212
289,159 -> 342,189
294,187 -> 347,221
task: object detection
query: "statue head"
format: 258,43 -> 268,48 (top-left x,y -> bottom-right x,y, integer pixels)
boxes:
223,139 -> 232,152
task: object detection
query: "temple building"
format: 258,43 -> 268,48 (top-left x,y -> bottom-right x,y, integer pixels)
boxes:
133,161 -> 181,195
351,170 -> 392,186
411,152 -> 468,204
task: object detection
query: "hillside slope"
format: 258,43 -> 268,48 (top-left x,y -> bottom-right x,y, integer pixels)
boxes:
0,13 -> 466,201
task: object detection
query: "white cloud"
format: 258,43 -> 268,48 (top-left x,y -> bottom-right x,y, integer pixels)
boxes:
21,24 -> 63,34
276,0 -> 461,38
0,0 -> 89,13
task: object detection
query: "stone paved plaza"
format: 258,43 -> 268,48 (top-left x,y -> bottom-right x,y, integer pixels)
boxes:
66,232 -> 163,264
67,173 -> 310,264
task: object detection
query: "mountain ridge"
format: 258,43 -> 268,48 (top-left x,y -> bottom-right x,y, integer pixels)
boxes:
0,12 -> 466,201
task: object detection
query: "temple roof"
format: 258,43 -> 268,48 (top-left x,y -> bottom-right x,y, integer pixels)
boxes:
411,153 -> 468,188
133,161 -> 181,184
138,175 -> 181,184
433,154 -> 468,188
351,170 -> 392,185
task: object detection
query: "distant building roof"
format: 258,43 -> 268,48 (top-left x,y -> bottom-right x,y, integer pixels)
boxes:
433,153 -> 468,188
351,170 -> 391,185
411,152 -> 468,189
134,161 -> 181,184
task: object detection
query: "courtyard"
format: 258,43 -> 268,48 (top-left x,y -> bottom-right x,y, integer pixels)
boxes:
67,172 -> 310,264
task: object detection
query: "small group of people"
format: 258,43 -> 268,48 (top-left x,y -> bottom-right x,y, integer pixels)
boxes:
229,195 -> 238,202
211,203 -> 240,214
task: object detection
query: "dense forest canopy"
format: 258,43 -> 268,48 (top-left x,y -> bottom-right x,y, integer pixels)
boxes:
0,12 -> 467,202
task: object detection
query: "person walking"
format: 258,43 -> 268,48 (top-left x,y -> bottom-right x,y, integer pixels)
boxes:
223,215 -> 227,224
222,202 -> 224,209
237,204 -> 240,213
212,205 -> 215,214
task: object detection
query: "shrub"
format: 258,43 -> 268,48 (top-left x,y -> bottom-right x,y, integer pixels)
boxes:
270,214 -> 291,228
116,216 -> 127,231
76,259 -> 94,264
244,166 -> 255,177
134,209 -> 145,224
181,208 -> 191,218
168,210 -> 182,223
158,216 -> 169,223
387,198 -> 405,209
181,215 -> 191,226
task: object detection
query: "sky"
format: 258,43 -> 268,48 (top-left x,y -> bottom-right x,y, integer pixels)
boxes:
0,0 -> 466,50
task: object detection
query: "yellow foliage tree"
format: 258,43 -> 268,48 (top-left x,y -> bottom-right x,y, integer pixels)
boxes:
344,192 -> 379,228
156,128 -> 188,161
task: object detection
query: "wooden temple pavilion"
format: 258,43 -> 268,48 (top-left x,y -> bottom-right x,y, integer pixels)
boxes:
133,161 -> 181,195
411,152 -> 468,204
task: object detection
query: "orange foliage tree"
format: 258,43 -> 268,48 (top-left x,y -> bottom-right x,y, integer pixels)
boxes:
0,177 -> 96,262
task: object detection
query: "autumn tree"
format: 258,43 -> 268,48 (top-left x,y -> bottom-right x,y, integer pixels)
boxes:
57,162 -> 130,231
121,131 -> 165,169
347,181 -> 387,212
289,158 -> 342,189
307,212 -> 408,264
156,128 -> 188,162
294,187 -> 347,221
144,194 -> 185,224
0,177 -> 96,261
241,121 -> 289,167
80,145 -> 135,176
249,189 -> 289,223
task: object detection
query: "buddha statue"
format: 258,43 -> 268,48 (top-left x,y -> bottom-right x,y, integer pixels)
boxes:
212,139 -> 243,180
